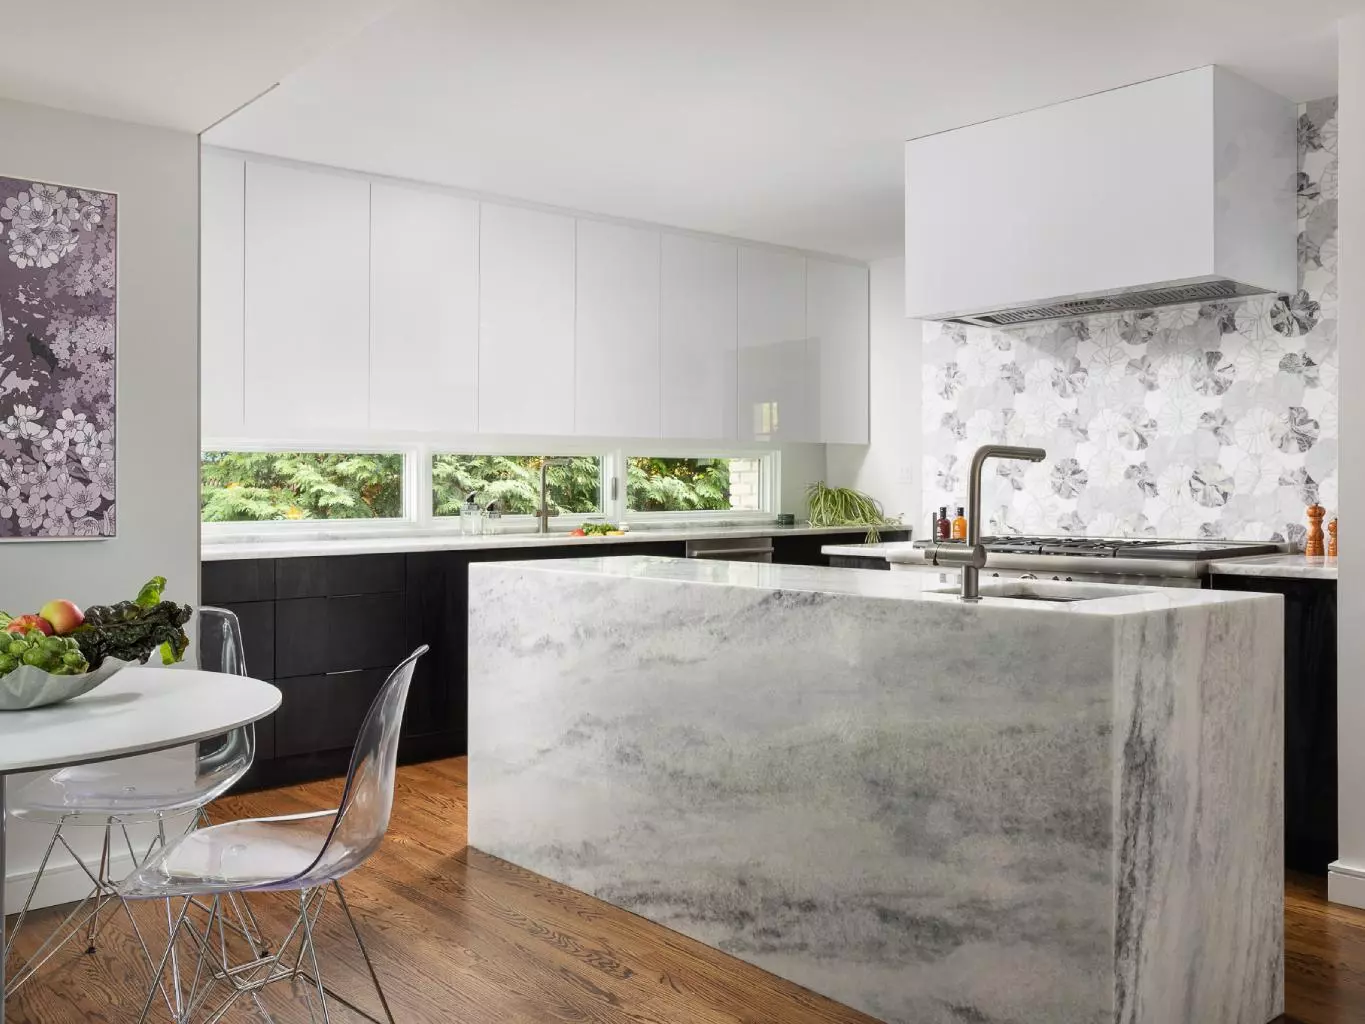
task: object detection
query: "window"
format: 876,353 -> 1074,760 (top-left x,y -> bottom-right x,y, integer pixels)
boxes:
431,454 -> 603,516
201,451 -> 405,522
626,457 -> 766,514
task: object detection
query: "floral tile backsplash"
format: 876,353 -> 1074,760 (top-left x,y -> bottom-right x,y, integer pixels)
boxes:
922,98 -> 1337,545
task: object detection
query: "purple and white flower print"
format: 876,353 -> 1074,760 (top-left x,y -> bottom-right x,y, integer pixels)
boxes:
0,175 -> 116,539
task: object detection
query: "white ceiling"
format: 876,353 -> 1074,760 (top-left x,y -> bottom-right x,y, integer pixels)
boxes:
0,0 -> 401,133
168,2 -> 1365,258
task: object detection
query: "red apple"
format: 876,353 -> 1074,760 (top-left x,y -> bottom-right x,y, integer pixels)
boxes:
39,599 -> 84,635
7,614 -> 53,636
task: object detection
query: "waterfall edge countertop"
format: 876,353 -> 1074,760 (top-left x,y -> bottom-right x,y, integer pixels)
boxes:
468,555 -> 1284,1024
202,523 -> 890,561
1205,553 -> 1339,580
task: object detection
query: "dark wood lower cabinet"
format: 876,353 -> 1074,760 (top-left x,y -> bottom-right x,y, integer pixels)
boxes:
203,532 -> 884,793
1210,573 -> 1338,875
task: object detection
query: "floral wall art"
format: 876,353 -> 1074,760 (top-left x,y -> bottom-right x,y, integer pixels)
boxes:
922,98 -> 1337,544
0,177 -> 117,539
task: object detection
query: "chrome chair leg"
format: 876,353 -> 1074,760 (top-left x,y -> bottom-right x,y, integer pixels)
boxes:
298,889 -> 334,1024
2,818 -> 64,964
138,897 -> 194,1024
333,882 -> 397,1024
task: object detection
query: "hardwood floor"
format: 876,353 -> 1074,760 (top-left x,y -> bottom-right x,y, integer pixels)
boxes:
5,757 -> 1365,1023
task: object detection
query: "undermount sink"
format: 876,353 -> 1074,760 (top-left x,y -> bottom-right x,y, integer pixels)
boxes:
931,579 -> 1151,603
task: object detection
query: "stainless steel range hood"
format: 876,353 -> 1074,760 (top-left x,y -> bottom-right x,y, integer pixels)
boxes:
945,278 -> 1266,330
904,67 -> 1296,326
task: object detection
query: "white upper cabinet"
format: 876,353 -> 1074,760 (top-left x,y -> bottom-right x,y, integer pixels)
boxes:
200,150 -> 245,439
737,247 -> 814,442
574,220 -> 661,438
806,259 -> 869,445
478,203 -> 576,436
660,235 -> 737,441
905,66 -> 1295,324
370,184 -> 479,433
243,162 -> 370,432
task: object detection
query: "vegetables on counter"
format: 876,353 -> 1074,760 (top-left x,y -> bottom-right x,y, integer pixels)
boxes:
569,523 -> 626,537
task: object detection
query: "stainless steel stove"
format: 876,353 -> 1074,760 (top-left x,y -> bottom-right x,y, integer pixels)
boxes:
900,536 -> 1282,587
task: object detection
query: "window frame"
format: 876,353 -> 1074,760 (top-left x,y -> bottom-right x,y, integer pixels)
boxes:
200,441 -> 416,539
616,449 -> 777,525
202,441 -> 781,538
427,448 -> 609,526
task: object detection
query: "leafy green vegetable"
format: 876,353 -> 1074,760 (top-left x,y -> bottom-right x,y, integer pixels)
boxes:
75,578 -> 191,669
136,576 -> 167,608
805,482 -> 901,544
580,522 -> 621,536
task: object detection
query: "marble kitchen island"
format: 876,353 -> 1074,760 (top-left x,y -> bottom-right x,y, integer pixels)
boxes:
468,557 -> 1284,1024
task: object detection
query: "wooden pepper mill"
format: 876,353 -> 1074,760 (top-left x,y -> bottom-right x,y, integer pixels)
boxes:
1328,517 -> 1338,558
1305,504 -> 1326,556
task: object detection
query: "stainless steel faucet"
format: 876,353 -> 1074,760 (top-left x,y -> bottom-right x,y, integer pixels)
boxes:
932,445 -> 1047,601
533,458 -> 571,534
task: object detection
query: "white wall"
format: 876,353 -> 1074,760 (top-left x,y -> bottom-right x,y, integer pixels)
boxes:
1331,14 -> 1365,908
0,97 -> 200,907
826,256 -> 922,532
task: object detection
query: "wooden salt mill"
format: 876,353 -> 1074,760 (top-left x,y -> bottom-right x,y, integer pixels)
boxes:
1305,504 -> 1326,556
1328,517 -> 1338,557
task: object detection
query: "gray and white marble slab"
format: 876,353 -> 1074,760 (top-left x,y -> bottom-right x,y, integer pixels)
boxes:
1206,553 -> 1338,580
468,556 -> 1284,1024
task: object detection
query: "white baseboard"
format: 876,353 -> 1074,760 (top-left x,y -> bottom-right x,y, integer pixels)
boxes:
4,849 -> 139,913
1328,860 -> 1365,908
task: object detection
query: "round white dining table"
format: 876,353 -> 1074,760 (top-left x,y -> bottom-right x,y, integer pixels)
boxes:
0,666 -> 281,1022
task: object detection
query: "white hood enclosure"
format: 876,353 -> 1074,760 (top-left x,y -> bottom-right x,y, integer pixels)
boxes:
904,66 -> 1296,327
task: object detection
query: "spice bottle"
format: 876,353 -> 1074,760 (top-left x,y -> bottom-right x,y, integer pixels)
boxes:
951,507 -> 967,541
936,506 -> 951,541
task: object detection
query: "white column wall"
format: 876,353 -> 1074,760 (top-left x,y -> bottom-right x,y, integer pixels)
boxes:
0,97 -> 200,909
1330,13 -> 1365,907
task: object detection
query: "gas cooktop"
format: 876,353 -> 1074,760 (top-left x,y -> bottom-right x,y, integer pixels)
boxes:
975,536 -> 1281,560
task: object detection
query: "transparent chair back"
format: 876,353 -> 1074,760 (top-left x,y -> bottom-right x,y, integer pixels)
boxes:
195,605 -> 256,778
119,646 -> 429,898
267,644 -> 427,889
9,606 -> 256,822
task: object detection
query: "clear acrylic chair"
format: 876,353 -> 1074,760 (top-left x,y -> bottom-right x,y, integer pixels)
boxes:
119,645 -> 429,1024
3,606 -> 263,1010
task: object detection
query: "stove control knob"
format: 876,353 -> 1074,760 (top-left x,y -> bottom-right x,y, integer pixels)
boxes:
1019,572 -> 1038,580
1051,575 -> 1061,581
1065,576 -> 1074,582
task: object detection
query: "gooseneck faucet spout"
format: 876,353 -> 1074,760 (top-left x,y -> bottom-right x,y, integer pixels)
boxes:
933,445 -> 1047,601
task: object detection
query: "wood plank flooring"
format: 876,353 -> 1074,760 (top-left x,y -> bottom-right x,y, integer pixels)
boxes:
5,757 -> 1365,1023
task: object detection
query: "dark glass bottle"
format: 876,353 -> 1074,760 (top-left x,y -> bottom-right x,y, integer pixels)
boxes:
936,505 -> 951,541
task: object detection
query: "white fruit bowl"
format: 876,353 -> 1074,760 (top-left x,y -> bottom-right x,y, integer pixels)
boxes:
0,656 -> 139,711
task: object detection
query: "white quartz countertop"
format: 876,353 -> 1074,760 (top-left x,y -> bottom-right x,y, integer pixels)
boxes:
1205,553 -> 1338,580
482,554 -> 1276,617
202,523 -> 892,561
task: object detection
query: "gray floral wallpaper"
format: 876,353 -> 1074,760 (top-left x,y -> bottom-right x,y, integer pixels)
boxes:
922,98 -> 1337,544
0,177 -> 117,539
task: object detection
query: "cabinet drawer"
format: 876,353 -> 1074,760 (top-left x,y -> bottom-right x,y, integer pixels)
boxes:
275,555 -> 405,599
275,593 -> 407,677
202,559 -> 276,605
275,670 -> 387,757
210,600 -> 275,679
